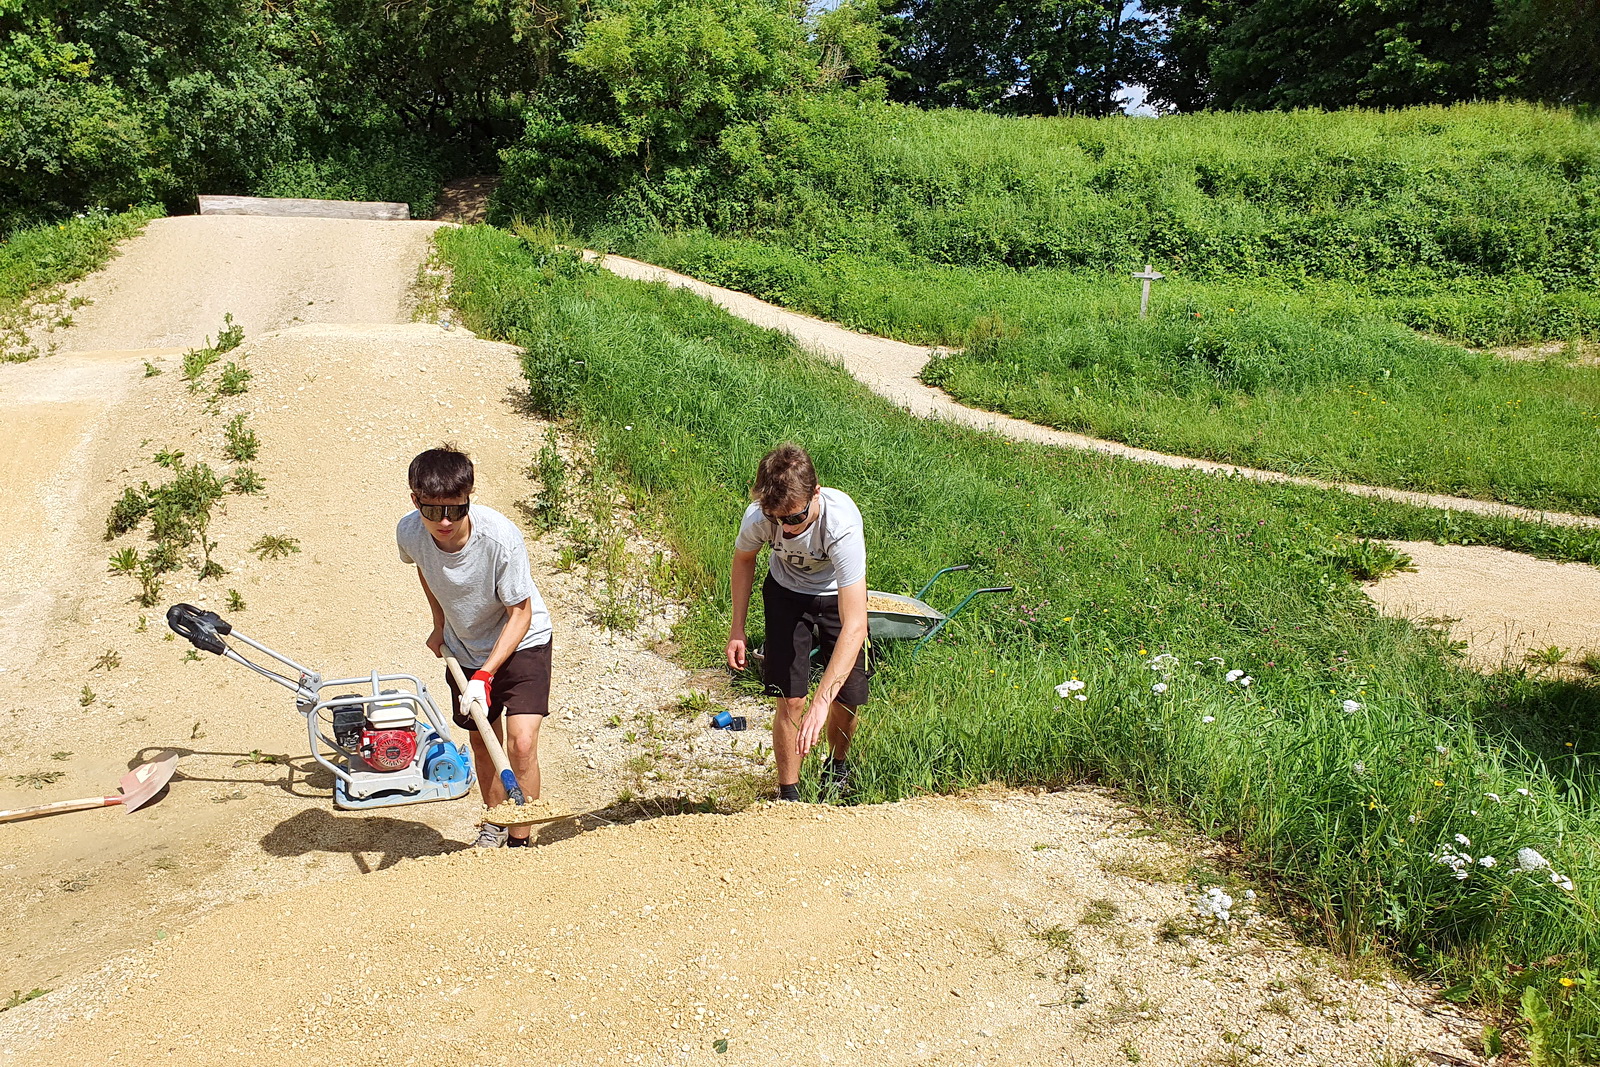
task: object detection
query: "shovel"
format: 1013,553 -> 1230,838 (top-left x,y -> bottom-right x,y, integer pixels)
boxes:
0,750 -> 178,824
443,656 -> 526,808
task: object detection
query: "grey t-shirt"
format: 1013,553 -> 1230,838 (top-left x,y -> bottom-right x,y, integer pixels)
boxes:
397,503 -> 552,666
734,487 -> 867,596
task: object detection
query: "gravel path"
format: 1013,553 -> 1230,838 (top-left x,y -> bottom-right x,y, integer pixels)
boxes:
590,252 -> 1600,531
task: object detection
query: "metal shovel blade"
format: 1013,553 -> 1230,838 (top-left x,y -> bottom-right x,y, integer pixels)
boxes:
118,750 -> 179,813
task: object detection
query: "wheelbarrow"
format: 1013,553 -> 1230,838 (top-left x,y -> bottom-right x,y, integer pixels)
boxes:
747,565 -> 1012,676
866,565 -> 1013,659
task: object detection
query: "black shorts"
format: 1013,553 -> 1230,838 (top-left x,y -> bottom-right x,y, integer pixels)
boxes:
448,640 -> 553,730
761,574 -> 869,706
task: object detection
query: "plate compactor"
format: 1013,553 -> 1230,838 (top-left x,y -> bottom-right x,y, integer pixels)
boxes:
167,603 -> 474,810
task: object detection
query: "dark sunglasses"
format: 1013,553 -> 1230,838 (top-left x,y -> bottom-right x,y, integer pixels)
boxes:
767,502 -> 810,527
418,501 -> 470,522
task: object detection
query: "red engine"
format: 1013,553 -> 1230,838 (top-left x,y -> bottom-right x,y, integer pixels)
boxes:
361,728 -> 417,772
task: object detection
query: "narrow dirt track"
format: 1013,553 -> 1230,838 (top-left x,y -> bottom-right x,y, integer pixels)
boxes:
589,252 -> 1600,532
0,217 -> 1486,1066
589,251 -> 1600,669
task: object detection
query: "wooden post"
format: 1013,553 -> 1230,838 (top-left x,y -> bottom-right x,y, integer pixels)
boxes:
1132,263 -> 1164,318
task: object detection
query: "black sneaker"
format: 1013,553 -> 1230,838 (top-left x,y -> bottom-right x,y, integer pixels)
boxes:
822,759 -> 854,800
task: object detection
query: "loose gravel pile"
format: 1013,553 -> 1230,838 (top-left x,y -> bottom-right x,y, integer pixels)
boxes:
1,790 -> 1483,1067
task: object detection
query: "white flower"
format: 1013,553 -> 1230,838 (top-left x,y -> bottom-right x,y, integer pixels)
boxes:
1516,788 -> 1530,797
1408,814 -> 1418,824
1454,869 -> 1470,880
1341,699 -> 1362,714
1239,676 -> 1253,687
1553,873 -> 1574,892
1074,694 -> 1087,702
1455,834 -> 1471,847
1152,683 -> 1168,694
1478,856 -> 1497,868
1352,762 -> 1366,774
1514,848 -> 1549,872
1485,793 -> 1502,803
1201,715 -> 1215,724
1225,669 -> 1245,682
1243,889 -> 1256,901
624,424 -> 633,430
1207,657 -> 1225,666
1435,745 -> 1449,755
1054,679 -> 1087,697
1146,654 -> 1177,671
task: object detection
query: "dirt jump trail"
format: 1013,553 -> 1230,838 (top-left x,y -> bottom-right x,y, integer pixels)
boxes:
0,216 -> 1485,1066
590,252 -> 1600,532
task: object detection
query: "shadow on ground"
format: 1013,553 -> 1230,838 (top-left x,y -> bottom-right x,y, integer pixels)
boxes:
260,807 -> 470,873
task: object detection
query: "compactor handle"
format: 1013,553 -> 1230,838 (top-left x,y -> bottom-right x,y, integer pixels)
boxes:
167,603 -> 232,655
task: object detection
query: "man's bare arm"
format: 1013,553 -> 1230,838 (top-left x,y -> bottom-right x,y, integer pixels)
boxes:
798,579 -> 867,754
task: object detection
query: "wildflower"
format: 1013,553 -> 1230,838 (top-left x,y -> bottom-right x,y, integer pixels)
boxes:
1485,793 -> 1502,803
1352,761 -> 1366,774
1146,654 -> 1177,671
1207,657 -> 1225,666
1341,700 -> 1361,713
1074,694 -> 1087,702
1455,834 -> 1471,847
624,425 -> 633,431
1454,869 -> 1470,880
1478,856 -> 1497,868
1552,872 -> 1575,891
1201,715 -> 1215,724
1514,848 -> 1549,872
1225,669 -> 1244,682
1560,977 -> 1577,988
1516,788 -> 1530,797
1054,679 -> 1086,697
1239,676 -> 1253,687
1435,745 -> 1448,756
1152,683 -> 1168,694
1408,814 -> 1418,824
1433,780 -> 1444,788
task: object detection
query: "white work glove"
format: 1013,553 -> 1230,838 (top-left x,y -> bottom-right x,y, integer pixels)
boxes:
464,670 -> 493,715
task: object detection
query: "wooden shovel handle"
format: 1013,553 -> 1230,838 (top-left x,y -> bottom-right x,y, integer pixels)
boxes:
0,795 -> 119,824
443,656 -> 525,805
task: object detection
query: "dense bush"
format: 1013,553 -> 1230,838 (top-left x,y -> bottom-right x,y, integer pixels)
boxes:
514,100 -> 1600,292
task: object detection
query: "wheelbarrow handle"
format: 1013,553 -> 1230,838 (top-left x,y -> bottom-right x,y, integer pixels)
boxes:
914,564 -> 970,602
910,585 -> 1014,658
167,603 -> 232,654
443,656 -> 525,806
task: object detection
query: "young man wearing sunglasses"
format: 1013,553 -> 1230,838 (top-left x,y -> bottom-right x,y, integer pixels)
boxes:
726,444 -> 869,801
397,445 -> 554,848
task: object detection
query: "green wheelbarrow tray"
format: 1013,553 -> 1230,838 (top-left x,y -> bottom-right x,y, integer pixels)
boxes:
867,565 -> 1013,658
744,566 -> 1012,676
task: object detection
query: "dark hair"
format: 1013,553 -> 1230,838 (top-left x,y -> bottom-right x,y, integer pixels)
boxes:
408,444 -> 474,499
752,444 -> 817,514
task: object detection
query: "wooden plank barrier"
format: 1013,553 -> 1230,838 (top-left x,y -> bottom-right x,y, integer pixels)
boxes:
197,194 -> 410,221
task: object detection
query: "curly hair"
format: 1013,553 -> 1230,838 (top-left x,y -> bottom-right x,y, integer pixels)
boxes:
752,444 -> 817,514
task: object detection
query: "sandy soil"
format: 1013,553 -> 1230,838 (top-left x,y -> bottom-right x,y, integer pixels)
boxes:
0,217 -> 1491,1066
1368,541 -> 1600,672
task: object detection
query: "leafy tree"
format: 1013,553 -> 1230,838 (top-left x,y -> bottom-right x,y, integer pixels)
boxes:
1140,0 -> 1594,111
883,0 -> 1157,116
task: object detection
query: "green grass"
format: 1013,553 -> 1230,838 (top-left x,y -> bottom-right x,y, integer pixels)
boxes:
441,222 -> 1600,1058
604,230 -> 1600,516
0,206 -> 163,361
